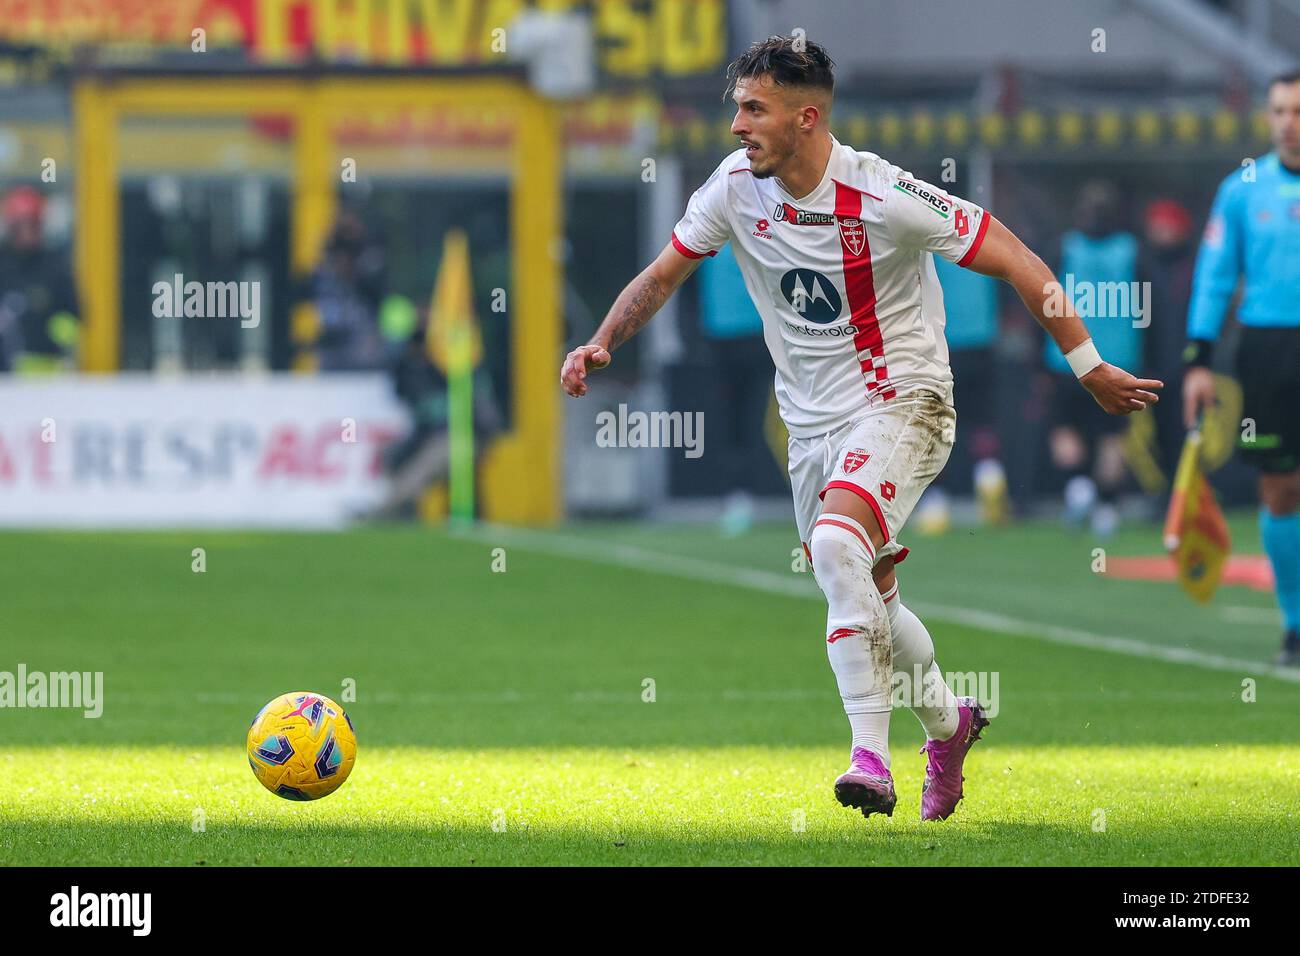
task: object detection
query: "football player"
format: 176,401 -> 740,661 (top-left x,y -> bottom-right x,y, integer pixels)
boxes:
562,36 -> 1159,819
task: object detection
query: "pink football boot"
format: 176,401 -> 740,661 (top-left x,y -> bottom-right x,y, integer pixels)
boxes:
919,697 -> 991,821
834,746 -> 897,818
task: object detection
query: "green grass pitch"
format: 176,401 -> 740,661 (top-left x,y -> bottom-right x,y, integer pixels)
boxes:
0,515 -> 1296,866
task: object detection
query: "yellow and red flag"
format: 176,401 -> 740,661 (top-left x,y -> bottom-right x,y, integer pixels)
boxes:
1163,429 -> 1231,603
427,228 -> 481,526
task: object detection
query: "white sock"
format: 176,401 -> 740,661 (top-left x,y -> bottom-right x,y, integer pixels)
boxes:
882,582 -> 960,742
810,515 -> 893,766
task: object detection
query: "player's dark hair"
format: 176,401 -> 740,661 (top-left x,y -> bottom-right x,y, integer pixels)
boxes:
1269,69 -> 1300,88
724,35 -> 835,101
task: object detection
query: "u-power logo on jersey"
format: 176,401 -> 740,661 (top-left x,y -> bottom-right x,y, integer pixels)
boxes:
780,268 -> 842,324
773,202 -> 836,226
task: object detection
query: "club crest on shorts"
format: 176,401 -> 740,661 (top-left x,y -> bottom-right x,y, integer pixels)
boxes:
842,448 -> 870,474
838,216 -> 866,257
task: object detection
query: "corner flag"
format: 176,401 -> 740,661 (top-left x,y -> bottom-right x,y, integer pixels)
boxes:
1163,428 -> 1231,603
428,228 -> 481,527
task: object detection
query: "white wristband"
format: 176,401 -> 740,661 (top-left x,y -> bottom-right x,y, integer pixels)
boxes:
1064,339 -> 1103,379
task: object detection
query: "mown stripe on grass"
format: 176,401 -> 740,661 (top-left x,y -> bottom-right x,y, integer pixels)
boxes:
463,524 -> 1300,684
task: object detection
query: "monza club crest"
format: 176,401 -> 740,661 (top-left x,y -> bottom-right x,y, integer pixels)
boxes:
842,448 -> 871,475
838,216 -> 866,257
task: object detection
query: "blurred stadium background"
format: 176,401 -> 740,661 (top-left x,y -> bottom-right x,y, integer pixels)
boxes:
1,0 -> 1295,530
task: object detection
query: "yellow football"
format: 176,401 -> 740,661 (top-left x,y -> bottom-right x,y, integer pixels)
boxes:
247,692 -> 357,801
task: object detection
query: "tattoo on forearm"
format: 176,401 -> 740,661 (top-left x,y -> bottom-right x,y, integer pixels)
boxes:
598,273 -> 666,350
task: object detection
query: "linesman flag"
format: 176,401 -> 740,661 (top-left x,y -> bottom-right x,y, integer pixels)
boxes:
1163,428 -> 1231,603
427,228 -> 481,526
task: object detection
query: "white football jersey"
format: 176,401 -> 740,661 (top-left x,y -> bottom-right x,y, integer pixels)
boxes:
672,136 -> 990,438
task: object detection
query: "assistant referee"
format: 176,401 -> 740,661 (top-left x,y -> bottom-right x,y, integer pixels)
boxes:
1184,70 -> 1300,667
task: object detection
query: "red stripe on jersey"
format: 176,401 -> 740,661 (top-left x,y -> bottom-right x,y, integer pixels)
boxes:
834,179 -> 885,203
834,181 -> 895,402
670,232 -> 715,260
957,210 -> 992,267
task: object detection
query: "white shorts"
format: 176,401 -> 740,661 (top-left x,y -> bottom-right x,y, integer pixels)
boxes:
789,389 -> 956,568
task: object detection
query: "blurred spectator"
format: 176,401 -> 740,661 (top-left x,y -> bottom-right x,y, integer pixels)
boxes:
365,323 -> 504,521
1043,180 -> 1141,535
0,186 -> 79,374
933,255 -> 1007,523
297,211 -> 387,371
697,243 -> 770,535
1138,198 -> 1196,483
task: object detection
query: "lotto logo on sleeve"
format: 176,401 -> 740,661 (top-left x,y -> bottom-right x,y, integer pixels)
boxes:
880,481 -> 897,501
842,449 -> 871,474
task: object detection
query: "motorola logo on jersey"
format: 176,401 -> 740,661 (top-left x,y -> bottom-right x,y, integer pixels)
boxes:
780,268 -> 842,324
